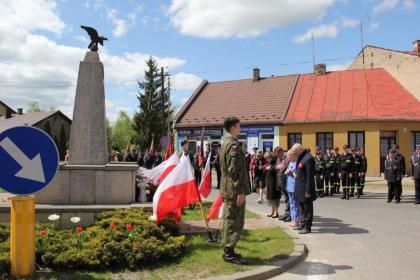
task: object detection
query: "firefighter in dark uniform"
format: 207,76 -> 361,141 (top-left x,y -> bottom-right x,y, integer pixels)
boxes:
412,145 -> 420,204
339,145 -> 354,200
359,147 -> 368,195
315,148 -> 326,198
385,148 -> 403,203
331,147 -> 341,195
393,144 -> 406,198
349,148 -> 357,197
353,147 -> 363,198
324,147 -> 332,196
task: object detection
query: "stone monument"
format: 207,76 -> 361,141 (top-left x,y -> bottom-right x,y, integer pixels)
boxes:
36,51 -> 138,205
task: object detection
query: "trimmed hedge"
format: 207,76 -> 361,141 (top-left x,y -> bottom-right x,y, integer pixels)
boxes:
0,209 -> 185,276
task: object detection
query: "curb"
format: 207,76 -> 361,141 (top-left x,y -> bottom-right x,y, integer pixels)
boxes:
206,238 -> 308,280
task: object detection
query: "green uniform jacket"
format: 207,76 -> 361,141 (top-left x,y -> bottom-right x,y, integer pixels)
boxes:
220,133 -> 251,199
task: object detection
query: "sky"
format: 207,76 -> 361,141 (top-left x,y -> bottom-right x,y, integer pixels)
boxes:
0,0 -> 418,122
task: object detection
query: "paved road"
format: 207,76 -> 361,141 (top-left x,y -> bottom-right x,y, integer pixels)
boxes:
240,188 -> 420,280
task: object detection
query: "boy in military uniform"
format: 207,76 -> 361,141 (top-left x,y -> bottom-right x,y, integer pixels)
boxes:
220,117 -> 251,265
339,145 -> 354,200
315,148 -> 326,197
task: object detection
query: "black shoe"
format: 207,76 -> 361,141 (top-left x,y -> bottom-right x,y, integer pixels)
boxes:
387,200 -> 392,203
298,228 -> 311,234
357,193 -> 361,199
395,199 -> 400,204
293,225 -> 304,231
223,248 -> 246,265
283,216 -> 292,222
350,192 -> 354,197
341,195 -> 346,199
414,201 -> 420,205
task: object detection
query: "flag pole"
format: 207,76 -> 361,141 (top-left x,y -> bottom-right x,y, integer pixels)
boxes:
214,217 -> 222,242
198,200 -> 215,243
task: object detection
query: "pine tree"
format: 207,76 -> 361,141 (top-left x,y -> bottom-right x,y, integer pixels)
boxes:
58,124 -> 67,160
133,56 -> 173,150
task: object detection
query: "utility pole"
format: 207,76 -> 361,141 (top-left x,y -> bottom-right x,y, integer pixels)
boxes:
311,32 -> 316,70
360,20 -> 365,67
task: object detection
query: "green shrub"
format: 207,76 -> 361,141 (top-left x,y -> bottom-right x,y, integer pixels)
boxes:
0,208 -> 186,274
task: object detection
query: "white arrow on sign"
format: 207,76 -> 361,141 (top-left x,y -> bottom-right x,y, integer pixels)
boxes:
0,137 -> 46,183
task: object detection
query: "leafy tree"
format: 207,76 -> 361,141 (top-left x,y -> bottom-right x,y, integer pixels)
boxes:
133,56 -> 173,150
105,118 -> 113,152
112,111 -> 135,153
27,101 -> 43,112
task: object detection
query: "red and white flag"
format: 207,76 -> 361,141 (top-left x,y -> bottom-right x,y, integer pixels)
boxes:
198,152 -> 212,198
152,155 -> 201,224
157,152 -> 180,185
206,194 -> 224,221
165,135 -> 175,160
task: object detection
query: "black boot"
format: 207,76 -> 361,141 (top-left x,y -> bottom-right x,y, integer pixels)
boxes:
341,189 -> 347,199
346,190 -> 350,200
350,189 -> 355,197
223,247 -> 246,265
325,188 -> 329,197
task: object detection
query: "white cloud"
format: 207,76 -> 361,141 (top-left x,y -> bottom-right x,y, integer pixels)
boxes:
107,6 -> 142,38
171,73 -> 203,90
373,0 -> 399,13
369,21 -> 380,31
293,23 -> 338,43
0,0 -> 200,122
167,0 -> 335,39
328,60 -> 352,71
403,0 -> 416,10
340,16 -> 360,28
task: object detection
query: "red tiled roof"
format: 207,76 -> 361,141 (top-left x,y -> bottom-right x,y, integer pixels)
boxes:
175,75 -> 298,128
285,68 -> 420,123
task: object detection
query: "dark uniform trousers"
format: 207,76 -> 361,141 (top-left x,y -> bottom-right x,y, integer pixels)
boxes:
388,181 -> 400,201
415,178 -> 420,202
340,171 -> 350,194
315,175 -> 324,194
299,201 -> 313,229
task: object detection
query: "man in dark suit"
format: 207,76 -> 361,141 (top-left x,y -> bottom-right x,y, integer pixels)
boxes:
293,144 -> 316,234
412,145 -> 420,204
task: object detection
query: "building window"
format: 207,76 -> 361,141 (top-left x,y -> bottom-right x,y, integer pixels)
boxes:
348,131 -> 365,148
287,133 -> 302,150
412,132 -> 420,152
316,132 -> 333,154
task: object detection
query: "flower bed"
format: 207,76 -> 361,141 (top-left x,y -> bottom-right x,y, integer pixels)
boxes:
0,209 -> 185,277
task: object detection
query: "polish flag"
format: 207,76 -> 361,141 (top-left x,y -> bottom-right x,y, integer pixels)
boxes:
152,155 -> 201,224
157,152 -> 180,185
145,152 -> 179,185
198,152 -> 212,198
206,194 -> 224,221
165,135 -> 175,160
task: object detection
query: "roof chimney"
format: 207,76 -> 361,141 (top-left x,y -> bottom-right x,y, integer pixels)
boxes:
314,63 -> 327,75
413,40 -> 420,54
253,67 -> 260,81
17,108 -> 23,115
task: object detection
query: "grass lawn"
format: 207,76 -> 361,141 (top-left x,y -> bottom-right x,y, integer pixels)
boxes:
181,201 -> 260,221
0,188 -> 4,193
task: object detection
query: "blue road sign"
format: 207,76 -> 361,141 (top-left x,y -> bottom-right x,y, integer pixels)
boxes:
0,126 -> 59,195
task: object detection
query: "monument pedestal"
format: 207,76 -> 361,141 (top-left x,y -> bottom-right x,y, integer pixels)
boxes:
36,52 -> 139,205
36,163 -> 138,204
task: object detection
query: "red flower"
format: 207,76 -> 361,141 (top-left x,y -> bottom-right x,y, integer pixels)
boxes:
298,163 -> 303,169
76,227 -> 83,233
126,224 -> 133,231
40,229 -> 47,236
110,223 -> 116,230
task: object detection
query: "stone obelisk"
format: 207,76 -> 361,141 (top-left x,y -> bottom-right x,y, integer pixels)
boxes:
68,52 -> 108,165
36,52 -> 138,205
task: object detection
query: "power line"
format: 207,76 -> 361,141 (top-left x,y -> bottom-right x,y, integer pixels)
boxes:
0,55 -> 358,89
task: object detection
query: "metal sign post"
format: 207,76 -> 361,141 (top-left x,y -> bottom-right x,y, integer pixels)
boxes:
0,126 -> 59,277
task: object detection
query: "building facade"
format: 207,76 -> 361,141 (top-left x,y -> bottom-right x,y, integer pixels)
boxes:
283,68 -> 420,176
348,40 -> 420,100
174,69 -> 297,153
0,102 -> 72,160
